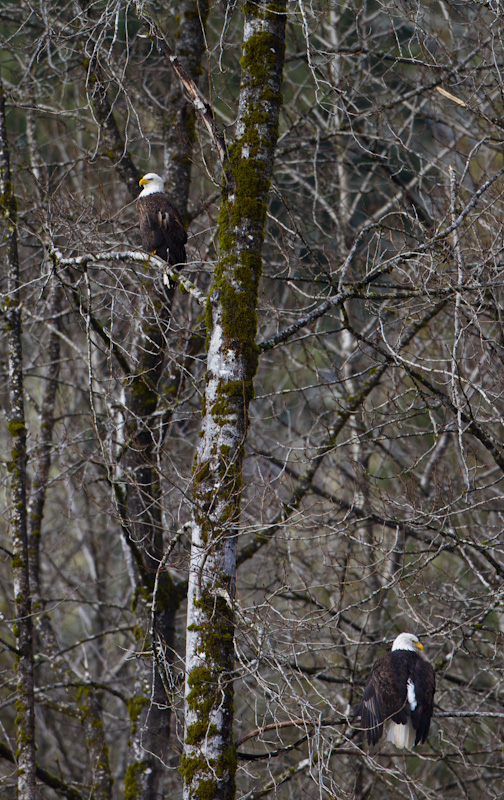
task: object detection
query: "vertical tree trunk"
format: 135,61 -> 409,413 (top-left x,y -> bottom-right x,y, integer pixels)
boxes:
181,4 -> 287,799
163,0 -> 210,214
124,293 -> 180,800
28,282 -> 61,608
0,72 -> 37,800
124,6 -> 210,798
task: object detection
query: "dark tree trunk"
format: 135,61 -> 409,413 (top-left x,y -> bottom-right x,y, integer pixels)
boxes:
0,71 -> 37,800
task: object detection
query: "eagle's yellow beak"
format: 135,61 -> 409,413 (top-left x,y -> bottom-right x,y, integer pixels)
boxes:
139,177 -> 148,186
415,641 -> 424,651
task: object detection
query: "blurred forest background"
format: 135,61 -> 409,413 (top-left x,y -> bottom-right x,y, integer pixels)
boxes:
1,1 -> 504,799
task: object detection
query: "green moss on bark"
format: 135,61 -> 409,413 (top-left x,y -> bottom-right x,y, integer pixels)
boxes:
124,761 -> 147,800
127,695 -> 149,736
179,745 -> 237,800
8,419 -> 26,437
240,31 -> 279,84
183,6 -> 286,800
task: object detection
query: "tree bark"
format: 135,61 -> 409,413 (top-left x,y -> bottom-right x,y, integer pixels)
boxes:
0,71 -> 37,800
124,289 -> 180,800
163,0 -> 210,214
181,4 -> 287,799
28,282 -> 61,608
123,5 -> 210,798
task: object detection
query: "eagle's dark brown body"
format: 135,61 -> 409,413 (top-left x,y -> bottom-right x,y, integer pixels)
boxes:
357,634 -> 435,748
137,190 -> 187,267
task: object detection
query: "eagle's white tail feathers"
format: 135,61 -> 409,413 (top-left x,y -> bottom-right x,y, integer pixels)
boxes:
387,722 -> 415,749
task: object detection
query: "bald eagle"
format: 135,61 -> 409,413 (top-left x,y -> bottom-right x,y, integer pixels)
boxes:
137,173 -> 187,269
357,632 -> 435,749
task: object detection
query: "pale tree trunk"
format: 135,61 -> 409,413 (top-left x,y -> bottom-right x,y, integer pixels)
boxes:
181,4 -> 287,799
0,72 -> 37,800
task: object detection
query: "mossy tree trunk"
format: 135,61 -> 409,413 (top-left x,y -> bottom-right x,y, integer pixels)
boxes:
0,73 -> 37,800
181,4 -> 287,800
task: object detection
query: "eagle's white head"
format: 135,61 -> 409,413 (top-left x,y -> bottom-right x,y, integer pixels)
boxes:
138,173 -> 165,197
391,632 -> 425,655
